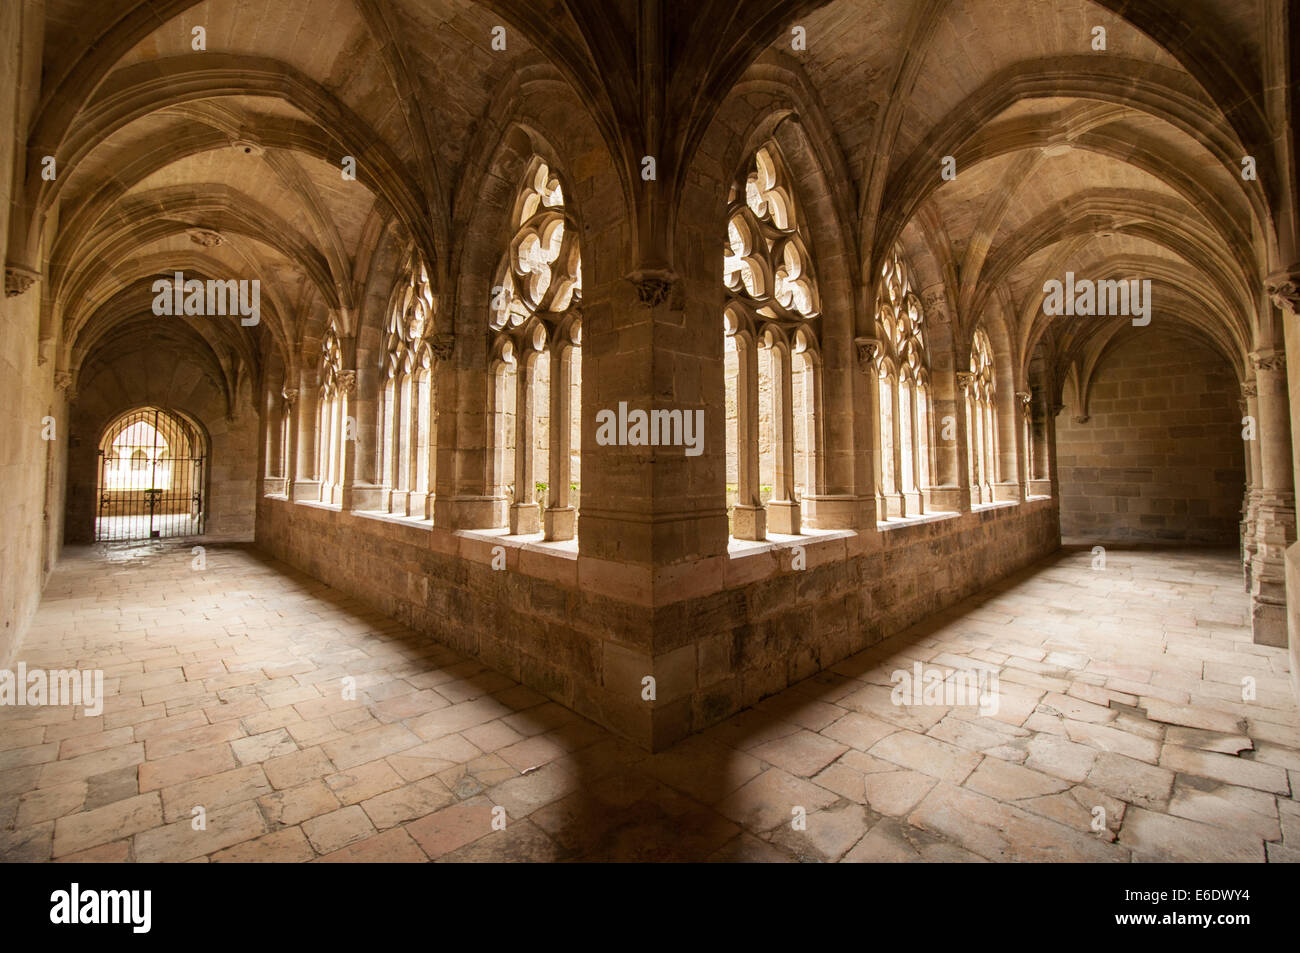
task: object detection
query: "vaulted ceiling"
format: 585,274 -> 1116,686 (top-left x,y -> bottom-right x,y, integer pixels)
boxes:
8,0 -> 1297,411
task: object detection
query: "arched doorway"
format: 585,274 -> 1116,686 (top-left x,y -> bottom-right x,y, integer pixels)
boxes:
95,407 -> 208,541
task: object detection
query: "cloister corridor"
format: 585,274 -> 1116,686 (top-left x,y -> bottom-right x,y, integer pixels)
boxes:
2,540 -> 1295,863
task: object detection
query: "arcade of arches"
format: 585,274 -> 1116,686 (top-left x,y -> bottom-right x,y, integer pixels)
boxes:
1,0 -> 1300,861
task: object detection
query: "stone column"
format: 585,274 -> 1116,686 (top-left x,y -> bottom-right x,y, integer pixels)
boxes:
1241,380 -> 1262,590
292,370 -> 321,502
509,347 -> 541,535
1014,391 -> 1032,500
347,363 -> 384,512
767,341 -> 800,534
956,372 -> 975,511
732,333 -> 766,540
282,389 -> 299,498
921,370 -> 964,512
544,332 -> 577,541
1266,269 -> 1300,702
1248,348 -> 1295,646
338,371 -> 358,511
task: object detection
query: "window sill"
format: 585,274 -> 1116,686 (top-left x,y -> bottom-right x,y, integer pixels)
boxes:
457,527 -> 579,558
725,526 -> 853,557
877,510 -> 959,531
355,509 -> 433,530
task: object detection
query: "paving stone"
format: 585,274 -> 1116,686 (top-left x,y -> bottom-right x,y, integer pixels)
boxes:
1159,744 -> 1290,795
868,730 -> 981,783
715,768 -> 839,833
258,780 -> 340,826
771,802 -> 873,861
1119,807 -> 1266,862
360,778 -> 455,829
1166,774 -> 1280,841
965,758 -> 1071,801
301,805 -> 376,854
52,793 -> 162,858
134,802 -> 267,862
1064,719 -> 1161,763
843,817 -> 986,863
315,827 -> 428,862
907,782 -> 1127,862
403,797 -> 498,859
160,765 -> 272,822
1085,752 -> 1175,809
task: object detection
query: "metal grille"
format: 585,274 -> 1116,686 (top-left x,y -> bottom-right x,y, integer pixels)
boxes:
95,408 -> 206,542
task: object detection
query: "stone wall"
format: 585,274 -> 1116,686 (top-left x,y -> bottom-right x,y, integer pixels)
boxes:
0,0 -> 63,668
257,494 -> 1059,749
1057,330 -> 1245,543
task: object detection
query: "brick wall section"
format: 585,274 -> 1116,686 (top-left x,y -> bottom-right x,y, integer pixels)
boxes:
258,496 -> 1059,749
1057,330 -> 1245,543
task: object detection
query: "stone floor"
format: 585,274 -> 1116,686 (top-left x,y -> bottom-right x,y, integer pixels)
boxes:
1,540 -> 1298,862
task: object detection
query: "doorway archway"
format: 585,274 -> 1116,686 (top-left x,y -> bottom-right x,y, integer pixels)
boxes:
94,407 -> 209,541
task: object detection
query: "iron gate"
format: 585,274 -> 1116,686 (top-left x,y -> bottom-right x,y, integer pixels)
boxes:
95,408 -> 205,541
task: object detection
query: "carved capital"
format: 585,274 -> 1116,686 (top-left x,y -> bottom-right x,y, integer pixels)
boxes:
1072,414 -> 1090,424
1241,382 -> 1258,399
853,337 -> 881,373
282,387 -> 299,406
338,370 -> 357,397
628,270 -> 682,309
956,371 -> 975,393
5,264 -> 39,298
1250,350 -> 1286,373
1015,391 -> 1032,406
431,333 -> 455,361
53,370 -> 76,403
920,287 -> 948,321
1265,267 -> 1300,316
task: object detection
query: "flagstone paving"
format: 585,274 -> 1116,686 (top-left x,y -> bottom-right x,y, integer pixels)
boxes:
1,540 -> 1297,862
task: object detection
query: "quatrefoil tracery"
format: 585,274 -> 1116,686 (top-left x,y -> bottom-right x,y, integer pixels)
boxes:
383,257 -> 435,380
874,246 -> 930,388
724,145 -> 819,327
490,160 -> 582,337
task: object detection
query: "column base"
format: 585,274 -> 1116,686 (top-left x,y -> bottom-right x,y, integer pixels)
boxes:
544,506 -> 576,541
767,499 -> 801,535
732,504 -> 766,541
1252,595 -> 1288,647
509,501 -> 541,535
924,485 -> 965,512
349,484 -> 385,511
434,495 -> 502,530
992,481 -> 1022,502
291,480 -> 321,502
800,495 -> 876,530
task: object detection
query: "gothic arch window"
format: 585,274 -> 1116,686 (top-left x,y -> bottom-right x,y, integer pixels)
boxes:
872,246 -> 932,518
377,256 -> 436,519
723,144 -> 821,540
489,158 -> 582,540
964,326 -> 997,505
